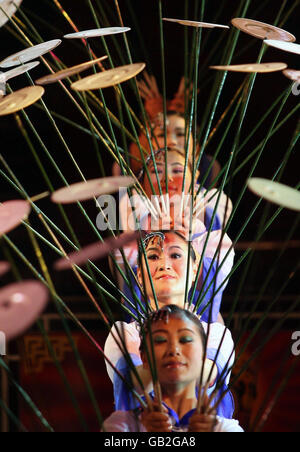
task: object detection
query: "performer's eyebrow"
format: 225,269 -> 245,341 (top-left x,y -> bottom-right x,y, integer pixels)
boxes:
149,161 -> 164,168
151,329 -> 195,334
152,329 -> 168,334
146,246 -> 183,252
178,329 -> 196,334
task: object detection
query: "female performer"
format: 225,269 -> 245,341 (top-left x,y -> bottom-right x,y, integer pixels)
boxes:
116,147 -> 234,323
103,305 -> 242,432
105,231 -> 235,418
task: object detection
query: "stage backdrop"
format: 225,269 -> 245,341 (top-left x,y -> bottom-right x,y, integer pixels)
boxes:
231,330 -> 300,432
18,331 -> 114,432
18,330 -> 300,432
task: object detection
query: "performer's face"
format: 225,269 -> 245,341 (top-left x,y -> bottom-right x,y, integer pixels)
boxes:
151,114 -> 194,154
137,233 -> 197,308
142,316 -> 203,388
143,150 -> 193,198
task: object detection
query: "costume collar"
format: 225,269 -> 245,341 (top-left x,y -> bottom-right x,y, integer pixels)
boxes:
143,391 -> 197,430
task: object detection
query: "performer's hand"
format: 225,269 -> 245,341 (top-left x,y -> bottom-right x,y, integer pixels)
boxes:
145,195 -> 206,237
137,73 -> 163,121
188,393 -> 217,432
141,400 -> 173,432
188,412 -> 217,432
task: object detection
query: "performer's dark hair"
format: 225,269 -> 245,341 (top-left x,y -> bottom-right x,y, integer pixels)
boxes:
137,230 -> 197,268
139,304 -> 206,353
138,146 -> 195,182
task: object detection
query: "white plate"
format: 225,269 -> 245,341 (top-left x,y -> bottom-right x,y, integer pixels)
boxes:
248,178 -> 300,211
35,56 -> 107,85
231,18 -> 296,42
210,62 -> 287,73
0,86 -> 45,116
163,18 -> 229,29
71,62 -> 145,91
64,27 -> 131,39
0,200 -> 31,236
264,39 -> 300,55
54,232 -> 139,270
0,40 -> 62,68
282,69 -> 300,82
0,281 -> 48,341
0,261 -> 10,277
51,176 -> 135,204
0,0 -> 22,28
2,61 -> 40,82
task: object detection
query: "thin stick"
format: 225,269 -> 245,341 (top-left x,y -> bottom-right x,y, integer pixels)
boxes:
144,392 -> 154,413
29,191 -> 50,203
154,381 -> 163,413
196,382 -> 210,414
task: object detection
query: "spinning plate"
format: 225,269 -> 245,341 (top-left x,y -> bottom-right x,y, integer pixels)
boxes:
64,27 -> 131,39
71,62 -> 145,91
0,200 -> 30,236
0,280 -> 48,341
231,18 -> 296,42
35,56 -> 108,85
51,176 -> 135,204
210,62 -> 287,73
264,40 -> 300,55
248,178 -> 300,212
0,86 -> 45,116
2,61 -> 40,82
54,231 -> 139,270
0,39 -> 62,68
282,69 -> 300,82
0,261 -> 10,277
0,0 -> 22,28
163,18 -> 229,29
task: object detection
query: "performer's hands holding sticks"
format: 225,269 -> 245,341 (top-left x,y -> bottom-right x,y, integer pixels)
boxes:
189,393 -> 217,432
141,393 -> 173,432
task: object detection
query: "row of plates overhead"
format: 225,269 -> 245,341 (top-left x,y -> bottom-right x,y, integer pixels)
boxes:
0,13 -> 299,342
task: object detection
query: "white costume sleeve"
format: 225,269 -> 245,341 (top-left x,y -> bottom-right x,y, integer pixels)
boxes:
193,229 -> 235,293
103,411 -> 147,433
102,411 -> 147,432
214,416 -> 244,432
104,321 -> 141,383
102,411 -> 243,432
202,321 -> 235,386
